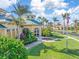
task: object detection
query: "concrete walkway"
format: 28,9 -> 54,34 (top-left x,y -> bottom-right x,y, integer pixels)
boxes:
25,37 -> 56,49
67,36 -> 79,42
25,40 -> 42,49
57,31 -> 79,42
42,40 -> 55,42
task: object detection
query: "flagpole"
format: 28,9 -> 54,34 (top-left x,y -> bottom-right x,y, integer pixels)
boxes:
66,12 -> 70,52
66,13 -> 68,51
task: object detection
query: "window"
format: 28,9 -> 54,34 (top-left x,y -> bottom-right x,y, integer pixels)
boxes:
12,29 -> 15,31
27,16 -> 29,18
7,29 -> 10,32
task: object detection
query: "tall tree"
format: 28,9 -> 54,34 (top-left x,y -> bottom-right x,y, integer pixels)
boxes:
38,16 -> 48,28
9,0 -> 31,38
74,19 -> 78,33
52,17 -> 58,31
62,13 -> 70,51
62,13 -> 69,34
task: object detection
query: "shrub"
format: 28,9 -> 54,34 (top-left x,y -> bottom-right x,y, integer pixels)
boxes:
20,28 -> 37,45
42,27 -> 52,37
0,36 -> 28,59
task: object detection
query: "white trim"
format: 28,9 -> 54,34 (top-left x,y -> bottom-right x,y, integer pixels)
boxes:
4,29 -> 7,35
39,27 -> 41,37
15,28 -> 17,37
11,29 -> 12,38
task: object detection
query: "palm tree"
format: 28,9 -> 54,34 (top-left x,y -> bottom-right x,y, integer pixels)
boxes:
9,0 -> 31,38
62,13 -> 69,34
57,23 -> 61,30
52,17 -> 59,31
62,13 -> 70,52
38,16 -> 48,28
74,19 -> 78,33
62,13 -> 66,34
43,17 -> 48,27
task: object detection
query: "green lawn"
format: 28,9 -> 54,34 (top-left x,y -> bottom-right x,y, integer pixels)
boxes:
28,39 -> 79,59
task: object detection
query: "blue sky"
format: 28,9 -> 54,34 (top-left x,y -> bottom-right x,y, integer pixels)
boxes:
0,0 -> 79,24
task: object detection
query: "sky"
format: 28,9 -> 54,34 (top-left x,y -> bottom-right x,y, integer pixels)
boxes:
0,0 -> 79,24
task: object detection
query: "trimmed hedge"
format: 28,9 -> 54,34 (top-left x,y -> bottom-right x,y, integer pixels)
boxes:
42,27 -> 65,38
0,36 -> 28,59
42,28 -> 51,37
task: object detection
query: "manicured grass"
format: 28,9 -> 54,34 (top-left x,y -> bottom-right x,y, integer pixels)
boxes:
51,32 -> 66,38
28,39 -> 79,59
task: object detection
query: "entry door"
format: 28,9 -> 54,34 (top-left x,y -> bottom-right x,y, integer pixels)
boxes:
34,28 -> 39,37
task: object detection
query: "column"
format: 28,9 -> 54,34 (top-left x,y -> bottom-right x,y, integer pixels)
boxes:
11,29 -> 12,38
4,29 -> 7,36
15,28 -> 16,37
39,26 -> 42,39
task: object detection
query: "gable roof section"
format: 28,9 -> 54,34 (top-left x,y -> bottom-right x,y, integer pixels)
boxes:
0,8 -> 6,14
0,15 -> 13,22
25,19 -> 42,25
0,14 -> 5,19
30,19 -> 41,25
0,24 -> 6,29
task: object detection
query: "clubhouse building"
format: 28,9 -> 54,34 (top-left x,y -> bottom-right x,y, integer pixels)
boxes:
0,9 -> 42,38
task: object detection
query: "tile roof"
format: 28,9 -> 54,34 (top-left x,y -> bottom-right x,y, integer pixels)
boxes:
0,15 -> 5,19
0,24 -> 6,29
30,19 -> 41,24
25,19 -> 42,25
0,15 -> 12,22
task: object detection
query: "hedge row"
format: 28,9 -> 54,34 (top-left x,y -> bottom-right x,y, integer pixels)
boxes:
0,36 -> 28,59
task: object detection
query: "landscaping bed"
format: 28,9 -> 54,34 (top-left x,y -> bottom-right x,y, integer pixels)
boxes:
42,28 -> 66,39
20,28 -> 37,45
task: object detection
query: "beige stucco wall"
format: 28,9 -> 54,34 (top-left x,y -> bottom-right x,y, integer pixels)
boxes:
0,29 -> 5,35
23,25 -> 41,32
5,22 -> 16,28
0,21 -> 42,38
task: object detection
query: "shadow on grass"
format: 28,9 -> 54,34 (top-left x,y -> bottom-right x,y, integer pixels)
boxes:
59,48 -> 79,58
28,43 -> 79,58
28,43 -> 56,56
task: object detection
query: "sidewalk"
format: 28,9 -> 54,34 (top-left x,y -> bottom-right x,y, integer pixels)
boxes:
25,40 -> 42,49
25,37 -> 56,49
67,36 -> 79,42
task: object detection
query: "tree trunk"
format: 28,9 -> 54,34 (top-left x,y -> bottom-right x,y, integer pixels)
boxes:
63,19 -> 65,34
74,21 -> 77,33
16,25 -> 20,39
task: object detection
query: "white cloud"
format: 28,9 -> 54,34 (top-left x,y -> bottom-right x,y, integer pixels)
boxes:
0,0 -> 17,8
67,6 -> 79,14
31,0 -> 68,16
73,6 -> 79,13
68,6 -> 79,21
67,8 -> 74,14
52,9 -> 66,16
31,0 -> 45,17
43,0 -> 68,9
